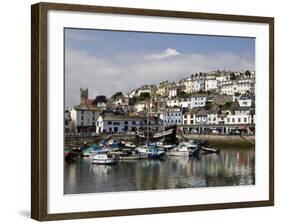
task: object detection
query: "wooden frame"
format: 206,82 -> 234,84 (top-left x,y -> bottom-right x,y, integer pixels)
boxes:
31,2 -> 274,221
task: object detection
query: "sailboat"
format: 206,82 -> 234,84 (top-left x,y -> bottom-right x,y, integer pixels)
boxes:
136,97 -> 166,158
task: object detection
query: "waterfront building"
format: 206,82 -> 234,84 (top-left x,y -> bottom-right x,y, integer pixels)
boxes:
70,104 -> 101,134
96,115 -> 141,134
182,108 -> 200,125
207,111 -> 218,125
163,107 -> 182,126
195,109 -> 208,125
224,114 -> 252,125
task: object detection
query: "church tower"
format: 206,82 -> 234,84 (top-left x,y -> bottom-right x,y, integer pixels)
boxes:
80,88 -> 88,104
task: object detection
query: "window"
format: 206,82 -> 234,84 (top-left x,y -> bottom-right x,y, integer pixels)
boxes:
81,111 -> 84,114
238,118 -> 241,123
108,121 -> 112,125
113,122 -> 120,125
244,117 -> 247,123
227,118 -> 230,123
232,118 -> 235,123
132,121 -> 136,125
81,116 -> 84,121
81,121 -> 84,126
124,121 -> 128,125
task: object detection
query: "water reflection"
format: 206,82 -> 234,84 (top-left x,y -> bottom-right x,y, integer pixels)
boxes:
64,148 -> 255,194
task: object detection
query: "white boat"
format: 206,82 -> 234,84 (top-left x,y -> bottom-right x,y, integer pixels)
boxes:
136,146 -> 148,154
167,142 -> 199,156
91,154 -> 119,165
125,142 -> 137,149
136,145 -> 165,158
155,140 -> 176,150
201,146 -> 220,154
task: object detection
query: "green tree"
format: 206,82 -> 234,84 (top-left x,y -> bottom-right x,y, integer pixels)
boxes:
139,92 -> 150,100
245,70 -> 251,76
178,91 -> 190,99
222,102 -> 232,110
111,91 -> 123,99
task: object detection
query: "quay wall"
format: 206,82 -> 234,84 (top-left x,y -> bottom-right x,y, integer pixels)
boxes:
180,134 -> 255,148
65,133 -> 255,148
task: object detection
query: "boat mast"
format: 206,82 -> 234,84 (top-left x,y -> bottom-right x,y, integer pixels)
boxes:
163,97 -> 166,142
146,97 -> 150,144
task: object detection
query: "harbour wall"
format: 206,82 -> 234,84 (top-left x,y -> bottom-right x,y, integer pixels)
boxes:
179,134 -> 255,148
65,133 -> 255,148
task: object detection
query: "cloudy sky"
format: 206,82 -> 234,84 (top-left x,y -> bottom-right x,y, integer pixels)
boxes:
65,28 -> 255,107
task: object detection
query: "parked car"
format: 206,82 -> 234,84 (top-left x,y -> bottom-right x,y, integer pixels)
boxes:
212,129 -> 220,134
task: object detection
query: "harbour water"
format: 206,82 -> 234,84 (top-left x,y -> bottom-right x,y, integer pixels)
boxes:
64,147 -> 255,194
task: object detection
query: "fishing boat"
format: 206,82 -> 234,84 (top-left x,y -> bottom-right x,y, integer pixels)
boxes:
166,142 -> 199,156
91,153 -> 119,165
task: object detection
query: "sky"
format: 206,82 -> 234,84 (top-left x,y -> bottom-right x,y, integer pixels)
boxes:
65,28 -> 255,107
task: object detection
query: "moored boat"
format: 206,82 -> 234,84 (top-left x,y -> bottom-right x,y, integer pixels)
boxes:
91,153 -> 119,165
201,146 -> 220,154
136,144 -> 165,158
166,142 -> 199,156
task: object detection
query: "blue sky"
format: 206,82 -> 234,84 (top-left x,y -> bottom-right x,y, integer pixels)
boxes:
65,28 -> 255,59
65,28 -> 255,107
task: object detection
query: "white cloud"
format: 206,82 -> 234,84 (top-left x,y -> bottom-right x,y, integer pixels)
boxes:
145,48 -> 181,59
65,49 -> 254,107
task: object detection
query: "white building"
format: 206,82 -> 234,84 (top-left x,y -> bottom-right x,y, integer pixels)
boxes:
166,98 -> 180,107
182,108 -> 200,125
205,78 -> 218,92
224,114 -> 251,125
190,95 -> 207,108
207,112 -> 218,125
70,104 -> 101,134
219,78 -> 255,95
96,115 -> 141,134
168,87 -> 178,98
134,100 -> 152,113
182,77 -> 197,93
238,95 -> 253,107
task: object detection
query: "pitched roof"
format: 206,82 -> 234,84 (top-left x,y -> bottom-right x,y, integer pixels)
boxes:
102,115 -> 141,121
73,103 -> 101,111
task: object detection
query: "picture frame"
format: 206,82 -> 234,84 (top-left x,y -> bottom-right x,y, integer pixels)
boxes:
31,2 -> 274,221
